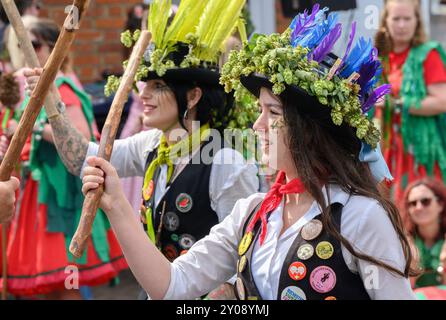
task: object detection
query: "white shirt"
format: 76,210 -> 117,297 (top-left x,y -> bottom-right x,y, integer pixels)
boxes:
82,129 -> 260,222
163,184 -> 416,300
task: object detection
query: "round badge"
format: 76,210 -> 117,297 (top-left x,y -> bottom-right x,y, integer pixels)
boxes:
300,219 -> 323,241
236,277 -> 246,300
171,234 -> 179,242
163,211 -> 180,232
280,286 -> 307,301
310,266 -> 336,294
297,243 -> 314,260
238,232 -> 253,256
316,241 -> 334,260
162,244 -> 178,262
288,262 -> 307,281
143,180 -> 154,201
176,193 -> 193,213
238,255 -> 247,273
178,234 -> 196,250
325,296 -> 337,300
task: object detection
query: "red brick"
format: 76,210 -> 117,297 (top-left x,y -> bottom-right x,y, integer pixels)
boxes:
96,18 -> 124,29
109,6 -> 123,16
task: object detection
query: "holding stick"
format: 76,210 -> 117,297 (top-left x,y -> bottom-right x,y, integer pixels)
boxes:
0,0 -> 90,300
69,31 -> 152,258
0,0 -> 90,182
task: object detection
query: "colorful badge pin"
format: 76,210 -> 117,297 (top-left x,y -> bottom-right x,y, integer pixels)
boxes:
288,262 -> 307,281
301,219 -> 323,241
238,232 -> 253,256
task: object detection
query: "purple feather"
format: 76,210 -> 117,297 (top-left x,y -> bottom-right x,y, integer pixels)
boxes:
362,84 -> 391,113
338,22 -> 356,72
312,23 -> 342,62
291,3 -> 320,42
357,59 -> 381,96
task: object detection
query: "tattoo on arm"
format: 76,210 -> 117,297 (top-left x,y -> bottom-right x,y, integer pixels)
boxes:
48,113 -> 90,176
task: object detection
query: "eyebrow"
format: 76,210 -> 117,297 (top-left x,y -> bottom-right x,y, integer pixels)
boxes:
261,102 -> 283,109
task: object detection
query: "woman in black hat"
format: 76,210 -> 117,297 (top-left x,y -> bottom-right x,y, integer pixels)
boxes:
24,0 -> 258,298
80,4 -> 420,300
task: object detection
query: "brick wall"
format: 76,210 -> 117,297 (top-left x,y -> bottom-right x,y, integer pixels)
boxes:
40,0 -> 142,84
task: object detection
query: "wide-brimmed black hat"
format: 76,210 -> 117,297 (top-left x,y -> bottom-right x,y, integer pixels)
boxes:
141,42 -> 221,87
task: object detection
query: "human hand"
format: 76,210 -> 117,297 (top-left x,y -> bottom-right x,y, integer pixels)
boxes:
23,67 -> 43,96
81,156 -> 125,214
0,177 -> 20,223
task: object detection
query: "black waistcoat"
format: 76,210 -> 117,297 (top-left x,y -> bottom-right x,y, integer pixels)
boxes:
141,139 -> 219,262
234,202 -> 371,300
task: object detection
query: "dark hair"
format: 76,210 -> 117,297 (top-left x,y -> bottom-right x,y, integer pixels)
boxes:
27,18 -> 71,73
280,93 -> 418,278
401,177 -> 446,238
0,0 -> 34,24
165,80 -> 233,132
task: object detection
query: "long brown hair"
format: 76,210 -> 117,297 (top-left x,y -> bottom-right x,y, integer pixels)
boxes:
401,177 -> 446,238
374,0 -> 427,57
280,93 -> 418,278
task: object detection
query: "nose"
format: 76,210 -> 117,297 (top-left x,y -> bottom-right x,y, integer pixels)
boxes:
253,110 -> 268,133
139,84 -> 153,100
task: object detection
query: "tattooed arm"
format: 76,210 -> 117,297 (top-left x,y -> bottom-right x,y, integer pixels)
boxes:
48,112 -> 90,176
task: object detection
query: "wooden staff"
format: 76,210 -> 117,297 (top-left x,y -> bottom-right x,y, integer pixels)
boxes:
69,31 -> 152,258
0,0 -> 90,181
0,0 -> 90,300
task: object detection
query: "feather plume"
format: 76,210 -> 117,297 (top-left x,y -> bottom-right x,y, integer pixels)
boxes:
295,12 -> 338,50
290,3 -> 320,41
163,0 -> 208,48
339,21 -> 356,71
362,84 -> 391,113
196,0 -> 246,62
147,0 -> 172,48
312,23 -> 342,62
340,37 -> 373,78
357,58 -> 381,97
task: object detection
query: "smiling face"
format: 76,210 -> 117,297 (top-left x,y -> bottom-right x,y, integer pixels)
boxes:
139,79 -> 181,131
253,88 -> 294,173
407,184 -> 443,228
385,0 -> 418,48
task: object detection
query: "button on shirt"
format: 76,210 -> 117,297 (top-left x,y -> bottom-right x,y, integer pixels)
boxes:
163,185 -> 416,300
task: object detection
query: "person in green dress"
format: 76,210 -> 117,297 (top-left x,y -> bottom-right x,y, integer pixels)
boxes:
402,177 -> 446,288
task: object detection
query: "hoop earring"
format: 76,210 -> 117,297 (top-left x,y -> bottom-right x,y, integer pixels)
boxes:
183,108 -> 189,120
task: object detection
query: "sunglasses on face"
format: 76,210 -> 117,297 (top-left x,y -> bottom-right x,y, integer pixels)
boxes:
17,40 -> 43,51
31,40 -> 43,50
408,197 -> 436,209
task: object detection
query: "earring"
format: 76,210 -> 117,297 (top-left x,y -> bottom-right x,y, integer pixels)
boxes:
183,108 -> 189,120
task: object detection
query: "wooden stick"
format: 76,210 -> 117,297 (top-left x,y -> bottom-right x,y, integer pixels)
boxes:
0,0 -> 91,300
69,31 -> 152,258
0,0 -> 90,182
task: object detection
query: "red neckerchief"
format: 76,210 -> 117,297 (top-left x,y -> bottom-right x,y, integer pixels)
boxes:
246,171 -> 306,245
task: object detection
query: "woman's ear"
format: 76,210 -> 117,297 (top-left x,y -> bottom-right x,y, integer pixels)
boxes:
186,87 -> 202,109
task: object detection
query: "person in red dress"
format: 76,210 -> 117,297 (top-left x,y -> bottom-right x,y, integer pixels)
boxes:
374,0 -> 446,202
0,18 -> 127,299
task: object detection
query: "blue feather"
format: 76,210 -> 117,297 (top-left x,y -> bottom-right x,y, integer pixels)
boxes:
339,21 -> 356,72
340,37 -> 373,78
291,7 -> 329,47
290,3 -> 319,41
362,84 -> 391,113
357,59 -> 381,96
294,12 -> 338,49
312,23 -> 342,62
